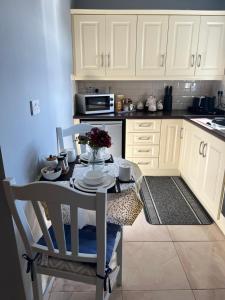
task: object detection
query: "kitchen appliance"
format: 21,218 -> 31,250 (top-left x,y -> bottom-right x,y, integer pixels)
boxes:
76,94 -> 114,115
163,86 -> 173,112
188,96 -> 216,114
81,120 -> 123,158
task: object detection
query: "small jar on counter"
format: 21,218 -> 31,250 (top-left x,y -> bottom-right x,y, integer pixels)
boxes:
115,95 -> 125,112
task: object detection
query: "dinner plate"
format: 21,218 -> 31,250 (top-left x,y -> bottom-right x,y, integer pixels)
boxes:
74,175 -> 115,192
80,152 -> 111,162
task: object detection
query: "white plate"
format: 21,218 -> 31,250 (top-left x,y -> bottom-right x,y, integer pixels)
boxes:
74,175 -> 115,192
80,152 -> 111,162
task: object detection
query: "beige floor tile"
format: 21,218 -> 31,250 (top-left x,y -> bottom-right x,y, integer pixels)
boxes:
175,241 -> 225,289
123,290 -> 195,300
123,211 -> 172,242
193,289 -> 225,300
52,279 -> 95,292
123,242 -> 190,290
167,224 -> 225,242
49,291 -> 122,300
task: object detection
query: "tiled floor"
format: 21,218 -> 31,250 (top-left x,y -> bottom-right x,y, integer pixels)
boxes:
48,210 -> 225,300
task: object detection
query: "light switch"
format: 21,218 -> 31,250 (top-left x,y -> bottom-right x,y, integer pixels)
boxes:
30,100 -> 40,116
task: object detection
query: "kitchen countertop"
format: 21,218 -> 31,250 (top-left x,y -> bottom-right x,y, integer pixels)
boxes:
73,109 -> 225,142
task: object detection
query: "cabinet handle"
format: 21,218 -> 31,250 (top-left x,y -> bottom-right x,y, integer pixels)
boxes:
180,128 -> 184,139
139,123 -> 152,127
191,54 -> 195,67
107,53 -> 110,67
101,53 -> 104,67
199,141 -> 204,155
138,162 -> 151,165
160,54 -> 165,67
138,149 -> 151,153
202,143 -> 208,158
197,54 -> 202,67
138,136 -> 151,140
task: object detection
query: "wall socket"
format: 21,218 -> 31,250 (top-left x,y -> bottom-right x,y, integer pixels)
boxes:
30,99 -> 40,116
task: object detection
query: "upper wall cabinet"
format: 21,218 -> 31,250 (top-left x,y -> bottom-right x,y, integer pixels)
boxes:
166,16 -> 200,76
105,16 -> 137,77
136,16 -> 169,77
195,16 -> 225,76
73,15 -> 106,77
73,15 -> 137,78
72,12 -> 225,80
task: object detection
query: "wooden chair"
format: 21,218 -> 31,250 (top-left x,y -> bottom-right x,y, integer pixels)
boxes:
2,180 -> 122,300
56,123 -> 104,154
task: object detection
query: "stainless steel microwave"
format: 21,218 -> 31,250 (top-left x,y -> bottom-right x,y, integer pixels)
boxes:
76,94 -> 115,114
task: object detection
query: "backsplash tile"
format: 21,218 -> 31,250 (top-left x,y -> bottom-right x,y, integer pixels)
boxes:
77,80 -> 222,110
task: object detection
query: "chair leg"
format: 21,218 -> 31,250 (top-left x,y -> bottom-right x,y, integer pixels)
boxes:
96,277 -> 105,300
116,231 -> 123,287
32,272 -> 42,300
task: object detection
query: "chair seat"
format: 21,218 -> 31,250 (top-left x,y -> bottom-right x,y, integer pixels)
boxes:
38,222 -> 121,265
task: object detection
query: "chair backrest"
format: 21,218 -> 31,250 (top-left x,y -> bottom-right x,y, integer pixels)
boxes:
2,180 -> 107,275
56,123 -> 104,154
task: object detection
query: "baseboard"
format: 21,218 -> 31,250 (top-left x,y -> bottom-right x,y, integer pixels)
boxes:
142,169 -> 181,176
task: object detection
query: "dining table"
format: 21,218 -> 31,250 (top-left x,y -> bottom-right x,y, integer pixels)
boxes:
40,156 -> 143,228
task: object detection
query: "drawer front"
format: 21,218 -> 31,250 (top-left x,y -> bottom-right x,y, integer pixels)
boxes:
127,119 -> 161,132
126,132 -> 160,145
126,145 -> 159,157
128,157 -> 159,170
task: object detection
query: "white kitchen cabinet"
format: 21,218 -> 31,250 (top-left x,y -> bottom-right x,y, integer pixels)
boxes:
73,15 -> 106,77
200,132 -> 225,219
166,16 -> 200,76
105,15 -> 137,77
136,15 -> 169,77
180,121 -> 225,221
159,120 -> 182,170
195,16 -> 225,77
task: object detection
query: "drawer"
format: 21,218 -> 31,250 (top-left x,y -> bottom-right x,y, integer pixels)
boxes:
126,119 -> 161,132
128,157 -> 159,170
126,145 -> 159,157
126,132 -> 160,145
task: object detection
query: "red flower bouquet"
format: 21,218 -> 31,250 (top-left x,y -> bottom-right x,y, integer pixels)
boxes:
78,127 -> 112,149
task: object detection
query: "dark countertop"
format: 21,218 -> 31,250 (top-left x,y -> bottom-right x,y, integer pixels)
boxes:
73,110 -> 225,142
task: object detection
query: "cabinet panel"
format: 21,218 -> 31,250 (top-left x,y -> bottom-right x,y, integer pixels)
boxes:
136,15 -> 168,77
105,15 -> 137,77
128,157 -> 159,172
126,145 -> 159,158
166,16 -> 200,76
159,120 -> 182,169
196,16 -> 225,76
73,15 -> 106,77
201,134 -> 225,219
126,132 -> 160,145
126,119 -> 161,132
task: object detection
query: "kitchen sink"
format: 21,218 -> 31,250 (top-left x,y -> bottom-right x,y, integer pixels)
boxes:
191,118 -> 225,132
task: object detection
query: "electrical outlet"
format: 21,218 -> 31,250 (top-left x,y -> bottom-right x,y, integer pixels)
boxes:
30,99 -> 40,116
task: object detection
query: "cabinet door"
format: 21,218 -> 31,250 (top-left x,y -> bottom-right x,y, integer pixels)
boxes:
73,15 -> 106,77
159,120 -> 182,169
201,134 -> 225,219
166,16 -> 200,76
186,125 -> 204,195
195,16 -> 225,76
136,16 -> 168,77
105,15 -> 137,77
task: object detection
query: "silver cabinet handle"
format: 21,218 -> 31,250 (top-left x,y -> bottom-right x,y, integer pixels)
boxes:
107,53 -> 110,67
138,149 -> 151,153
139,123 -> 152,127
199,141 -> 204,155
138,136 -> 151,140
160,54 -> 165,67
180,128 -> 184,139
203,143 -> 208,158
197,54 -> 202,67
191,54 -> 195,67
138,162 -> 151,165
101,53 -> 104,67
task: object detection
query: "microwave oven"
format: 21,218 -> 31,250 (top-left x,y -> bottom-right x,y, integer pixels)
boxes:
76,94 -> 115,114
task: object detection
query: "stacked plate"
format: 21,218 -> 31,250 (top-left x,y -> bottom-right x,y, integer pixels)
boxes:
74,170 -> 115,192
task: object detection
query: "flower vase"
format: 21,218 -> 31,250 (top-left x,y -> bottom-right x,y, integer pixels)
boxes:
89,147 -> 104,170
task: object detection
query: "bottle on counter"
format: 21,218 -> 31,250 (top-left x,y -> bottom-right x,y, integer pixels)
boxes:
115,95 -> 125,112
163,86 -> 173,112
